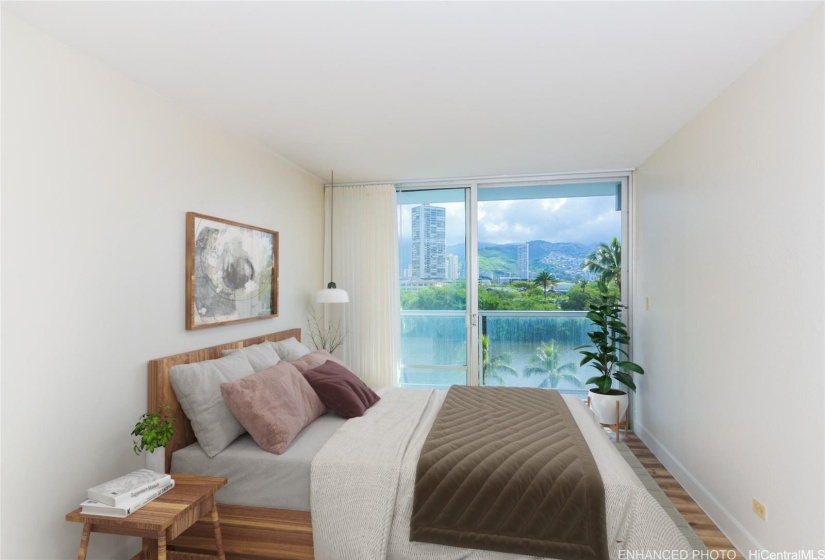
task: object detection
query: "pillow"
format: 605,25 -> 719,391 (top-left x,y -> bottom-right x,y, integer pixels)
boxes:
271,337 -> 312,361
288,350 -> 346,374
221,341 -> 281,371
169,352 -> 255,457
220,362 -> 327,454
303,360 -> 380,419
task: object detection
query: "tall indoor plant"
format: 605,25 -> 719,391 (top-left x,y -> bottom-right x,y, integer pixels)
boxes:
578,290 -> 644,423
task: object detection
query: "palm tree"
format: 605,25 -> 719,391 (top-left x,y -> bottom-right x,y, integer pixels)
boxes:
583,237 -> 621,290
524,342 -> 582,389
482,335 -> 517,385
533,271 -> 557,301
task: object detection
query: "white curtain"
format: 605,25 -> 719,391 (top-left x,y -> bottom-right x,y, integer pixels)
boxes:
323,184 -> 400,387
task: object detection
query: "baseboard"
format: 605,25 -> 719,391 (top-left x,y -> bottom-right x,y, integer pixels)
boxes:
635,421 -> 765,553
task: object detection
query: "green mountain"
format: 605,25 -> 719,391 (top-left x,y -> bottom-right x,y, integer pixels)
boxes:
445,240 -> 599,281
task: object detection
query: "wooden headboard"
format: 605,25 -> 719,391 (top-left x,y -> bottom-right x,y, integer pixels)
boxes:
148,328 -> 302,473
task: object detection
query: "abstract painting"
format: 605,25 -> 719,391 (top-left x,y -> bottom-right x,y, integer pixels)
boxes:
186,212 -> 278,330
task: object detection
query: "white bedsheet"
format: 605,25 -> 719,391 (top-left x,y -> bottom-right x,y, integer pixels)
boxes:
311,388 -> 691,560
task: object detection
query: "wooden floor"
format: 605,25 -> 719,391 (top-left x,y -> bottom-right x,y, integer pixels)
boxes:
624,432 -> 741,557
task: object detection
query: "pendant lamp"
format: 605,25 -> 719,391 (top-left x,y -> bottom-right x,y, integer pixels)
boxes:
317,171 -> 349,303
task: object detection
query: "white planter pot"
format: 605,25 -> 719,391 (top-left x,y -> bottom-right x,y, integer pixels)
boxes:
589,390 -> 629,425
145,447 -> 166,473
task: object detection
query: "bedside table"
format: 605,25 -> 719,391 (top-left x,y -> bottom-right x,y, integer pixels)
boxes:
66,474 -> 228,560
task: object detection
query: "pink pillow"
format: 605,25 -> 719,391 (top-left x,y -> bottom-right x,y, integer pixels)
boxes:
288,350 -> 346,373
303,360 -> 380,419
220,361 -> 326,454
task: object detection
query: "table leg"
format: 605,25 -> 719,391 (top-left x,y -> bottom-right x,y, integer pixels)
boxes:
157,534 -> 166,560
141,538 -> 155,560
210,496 -> 226,560
77,523 -> 91,560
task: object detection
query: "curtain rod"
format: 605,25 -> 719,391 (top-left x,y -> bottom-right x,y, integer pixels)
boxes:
325,168 -> 635,188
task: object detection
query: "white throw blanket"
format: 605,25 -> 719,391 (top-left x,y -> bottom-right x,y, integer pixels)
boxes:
311,388 -> 692,560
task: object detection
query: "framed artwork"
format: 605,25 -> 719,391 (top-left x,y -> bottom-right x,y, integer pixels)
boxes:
186,212 -> 279,330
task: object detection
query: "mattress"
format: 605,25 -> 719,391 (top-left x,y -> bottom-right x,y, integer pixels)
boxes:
171,412 -> 347,511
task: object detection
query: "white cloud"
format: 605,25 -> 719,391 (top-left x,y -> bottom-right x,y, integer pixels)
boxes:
478,196 -> 619,245
399,195 -> 620,247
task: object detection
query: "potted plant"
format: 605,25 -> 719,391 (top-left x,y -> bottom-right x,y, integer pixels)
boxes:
132,404 -> 175,473
578,290 -> 644,424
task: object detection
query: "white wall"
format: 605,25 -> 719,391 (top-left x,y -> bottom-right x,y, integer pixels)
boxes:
634,8 -> 824,552
1,14 -> 324,559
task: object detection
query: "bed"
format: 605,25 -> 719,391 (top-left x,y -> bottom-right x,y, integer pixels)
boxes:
149,329 -> 692,560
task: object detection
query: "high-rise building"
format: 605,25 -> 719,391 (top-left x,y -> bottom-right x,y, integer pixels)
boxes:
411,204 -> 446,279
445,254 -> 460,281
517,242 -> 530,280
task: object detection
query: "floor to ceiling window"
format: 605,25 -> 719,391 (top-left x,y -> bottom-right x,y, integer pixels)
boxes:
397,189 -> 468,389
397,176 -> 628,397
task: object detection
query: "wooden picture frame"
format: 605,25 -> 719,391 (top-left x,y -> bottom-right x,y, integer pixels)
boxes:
186,212 -> 279,330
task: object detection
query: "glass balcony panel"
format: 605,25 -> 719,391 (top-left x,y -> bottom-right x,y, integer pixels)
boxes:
400,312 -> 467,368
481,313 -> 592,396
400,367 -> 467,389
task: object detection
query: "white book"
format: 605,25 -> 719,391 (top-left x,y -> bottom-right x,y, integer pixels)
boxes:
81,479 -> 175,517
87,469 -> 172,507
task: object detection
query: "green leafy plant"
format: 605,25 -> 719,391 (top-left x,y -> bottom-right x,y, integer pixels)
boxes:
577,290 -> 644,394
132,404 -> 175,455
583,237 -> 622,290
533,271 -> 557,301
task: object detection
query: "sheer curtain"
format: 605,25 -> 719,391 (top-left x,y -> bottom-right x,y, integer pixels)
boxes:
323,184 -> 400,387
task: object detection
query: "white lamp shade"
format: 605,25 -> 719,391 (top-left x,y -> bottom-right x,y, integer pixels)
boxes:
317,288 -> 349,303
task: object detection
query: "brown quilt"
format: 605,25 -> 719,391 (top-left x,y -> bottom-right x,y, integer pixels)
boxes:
410,386 -> 608,560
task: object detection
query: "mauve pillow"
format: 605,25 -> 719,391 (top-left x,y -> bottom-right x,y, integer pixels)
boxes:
288,350 -> 346,374
220,361 -> 327,454
303,360 -> 380,419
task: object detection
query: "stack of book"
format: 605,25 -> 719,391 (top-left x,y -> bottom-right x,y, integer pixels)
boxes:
80,469 -> 175,518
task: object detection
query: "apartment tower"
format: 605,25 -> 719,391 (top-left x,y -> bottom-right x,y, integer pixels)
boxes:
411,204 -> 447,280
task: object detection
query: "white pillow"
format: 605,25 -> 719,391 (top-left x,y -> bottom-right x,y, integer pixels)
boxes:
170,352 -> 254,457
271,337 -> 312,361
221,341 -> 281,372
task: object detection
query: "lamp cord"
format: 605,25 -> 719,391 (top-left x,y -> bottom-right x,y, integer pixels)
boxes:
329,171 -> 334,288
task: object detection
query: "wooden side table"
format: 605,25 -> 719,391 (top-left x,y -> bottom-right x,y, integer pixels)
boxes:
66,474 -> 227,560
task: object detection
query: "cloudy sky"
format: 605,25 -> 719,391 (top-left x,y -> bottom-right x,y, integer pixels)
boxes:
398,195 -> 620,247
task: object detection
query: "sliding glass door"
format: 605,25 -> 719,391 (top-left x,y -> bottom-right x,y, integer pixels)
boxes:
398,189 -> 469,388
477,183 -> 622,393
397,177 -> 627,396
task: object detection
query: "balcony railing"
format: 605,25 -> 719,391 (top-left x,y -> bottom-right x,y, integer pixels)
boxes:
400,310 -> 467,390
400,310 -> 592,395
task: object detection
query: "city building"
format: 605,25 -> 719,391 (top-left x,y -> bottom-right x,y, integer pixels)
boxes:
411,204 -> 446,279
517,243 -> 529,280
445,254 -> 460,281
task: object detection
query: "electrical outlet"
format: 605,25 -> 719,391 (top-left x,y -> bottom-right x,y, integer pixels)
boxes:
645,297 -> 650,311
752,498 -> 767,521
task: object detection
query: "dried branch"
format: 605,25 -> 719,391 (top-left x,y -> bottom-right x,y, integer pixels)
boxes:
307,307 -> 347,354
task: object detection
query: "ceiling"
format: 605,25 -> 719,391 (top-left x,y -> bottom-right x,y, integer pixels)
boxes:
4,1 -> 820,184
